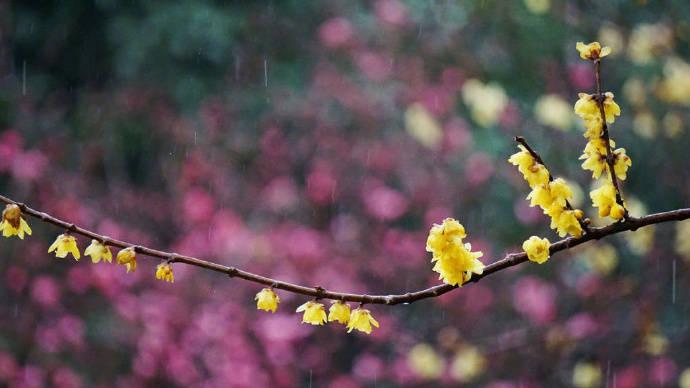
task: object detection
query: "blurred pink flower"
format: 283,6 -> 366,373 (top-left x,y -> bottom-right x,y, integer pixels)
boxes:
30,275 -> 61,309
11,150 -> 47,183
355,51 -> 392,81
512,276 -> 557,325
375,0 -> 409,26
51,367 -> 83,388
362,182 -> 409,221
649,357 -> 677,386
182,187 -> 215,225
353,353 -> 385,381
306,167 -> 337,205
319,17 -> 355,49
465,152 -> 495,186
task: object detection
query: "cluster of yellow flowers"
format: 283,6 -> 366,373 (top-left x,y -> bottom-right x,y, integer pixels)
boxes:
574,42 -> 631,220
254,288 -> 379,334
509,146 -> 584,238
1,203 -> 171,282
425,218 -> 485,287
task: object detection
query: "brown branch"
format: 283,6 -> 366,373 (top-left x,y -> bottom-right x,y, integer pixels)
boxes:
1,193 -> 689,305
514,136 -> 590,232
594,59 -> 628,219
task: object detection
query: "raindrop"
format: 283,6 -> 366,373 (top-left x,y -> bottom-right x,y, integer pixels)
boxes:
22,60 -> 27,96
263,58 -> 268,88
672,259 -> 677,304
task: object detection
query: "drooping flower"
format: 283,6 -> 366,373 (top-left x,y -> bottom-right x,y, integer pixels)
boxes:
155,262 -> 174,283
508,145 -> 550,188
296,301 -> 327,325
426,218 -> 484,287
328,301 -> 351,324
84,239 -> 112,263
522,236 -> 551,264
612,148 -> 632,180
346,307 -> 379,334
255,288 -> 280,313
48,234 -> 80,260
576,41 -> 612,60
116,247 -> 137,273
0,204 -> 32,239
590,182 -> 625,220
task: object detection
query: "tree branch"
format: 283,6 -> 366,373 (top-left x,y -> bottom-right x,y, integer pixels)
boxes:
514,136 -> 589,232
1,193 -> 688,305
594,59 -> 628,218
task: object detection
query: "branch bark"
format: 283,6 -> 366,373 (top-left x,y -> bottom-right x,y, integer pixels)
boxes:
1,193 -> 688,305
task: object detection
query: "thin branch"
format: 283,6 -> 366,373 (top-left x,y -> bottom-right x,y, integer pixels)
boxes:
594,59 -> 628,218
1,193 -> 689,305
514,136 -> 590,232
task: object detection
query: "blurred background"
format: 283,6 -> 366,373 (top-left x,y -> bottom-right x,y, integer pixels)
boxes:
1,0 -> 690,387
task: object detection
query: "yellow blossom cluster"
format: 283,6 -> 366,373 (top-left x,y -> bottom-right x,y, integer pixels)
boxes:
509,147 -> 584,238
253,290 -> 379,334
425,218 -> 485,286
574,42 -> 630,221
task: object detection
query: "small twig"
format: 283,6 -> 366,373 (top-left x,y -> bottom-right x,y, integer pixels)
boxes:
594,59 -> 628,219
514,136 -> 590,232
1,193 -> 688,305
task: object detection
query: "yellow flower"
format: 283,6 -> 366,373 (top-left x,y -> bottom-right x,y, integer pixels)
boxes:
574,92 -> 620,124
328,301 -> 351,324
590,183 -> 625,220
679,368 -> 690,388
407,343 -> 444,379
523,236 -> 551,264
534,94 -> 573,131
576,41 -> 612,60
296,301 -> 327,325
0,204 -> 32,239
582,115 -> 603,139
527,179 -> 572,213
613,148 -> 632,180
48,234 -> 80,260
155,262 -> 174,283
573,362 -> 602,388
84,239 -> 112,263
549,208 -> 584,238
426,219 -> 485,286
116,247 -> 137,273
450,346 -> 486,383
346,307 -> 379,334
508,145 -> 550,187
580,152 -> 608,180
255,288 -> 280,313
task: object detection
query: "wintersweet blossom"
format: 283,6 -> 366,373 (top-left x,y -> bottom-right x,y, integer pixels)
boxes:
576,41 -> 611,60
328,301 -> 351,324
296,301 -> 327,325
0,204 -> 32,239
547,207 -> 584,238
116,247 -> 137,273
612,148 -> 632,180
508,145 -> 550,188
346,307 -> 379,334
524,178 -> 583,238
590,182 -> 625,220
48,234 -> 80,260
155,262 -> 174,283
522,236 -> 551,264
255,288 -> 280,313
426,218 -> 484,286
574,92 -> 621,124
84,239 -> 112,263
